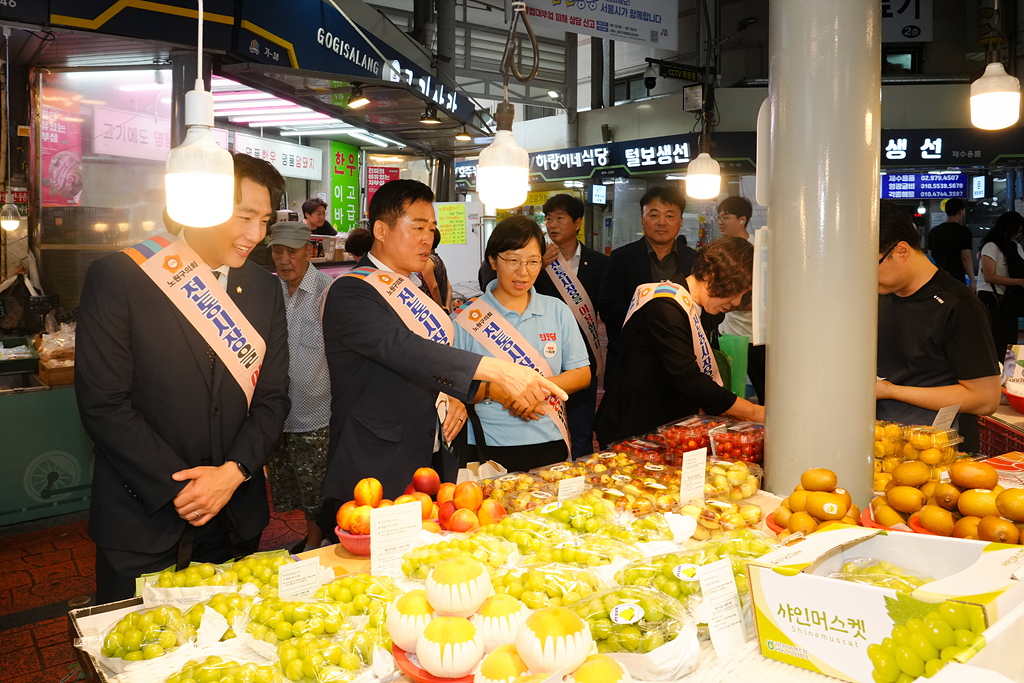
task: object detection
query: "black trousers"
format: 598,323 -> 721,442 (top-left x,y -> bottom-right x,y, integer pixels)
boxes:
567,373 -> 599,459
95,515 -> 260,604
467,439 -> 569,473
978,290 -> 1016,361
747,343 -> 767,404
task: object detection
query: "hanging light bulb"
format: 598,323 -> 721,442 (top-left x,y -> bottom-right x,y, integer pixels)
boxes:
348,84 -> 370,109
477,101 -> 529,209
971,61 -> 1020,130
455,126 -> 472,142
685,153 -> 721,200
0,193 -> 19,231
917,201 -> 927,215
165,0 -> 235,227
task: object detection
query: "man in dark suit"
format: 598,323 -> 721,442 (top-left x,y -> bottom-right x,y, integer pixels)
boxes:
76,154 -> 290,603
533,194 -> 607,458
319,180 -> 567,536
599,186 -> 696,389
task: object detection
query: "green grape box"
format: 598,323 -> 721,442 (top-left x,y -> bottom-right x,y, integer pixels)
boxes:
69,596 -> 144,682
747,526 -> 1024,683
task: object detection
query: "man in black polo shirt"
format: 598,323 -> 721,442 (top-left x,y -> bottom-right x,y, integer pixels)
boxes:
927,198 -> 974,290
876,200 -> 1000,427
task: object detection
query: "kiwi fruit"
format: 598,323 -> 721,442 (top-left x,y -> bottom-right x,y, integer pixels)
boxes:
887,486 -> 926,514
932,483 -> 962,511
789,490 -> 810,513
996,488 -> 1024,522
919,481 -> 938,500
958,489 -> 999,518
870,495 -> 887,511
772,505 -> 792,528
788,511 -> 818,535
917,505 -> 955,536
833,487 -> 853,509
893,461 -> 931,488
873,505 -> 908,527
800,468 -> 838,492
977,515 -> 1020,544
806,492 -> 848,521
952,516 -> 981,540
949,461 -> 999,491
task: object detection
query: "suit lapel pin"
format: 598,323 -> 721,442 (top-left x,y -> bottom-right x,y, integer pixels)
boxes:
236,286 -> 243,293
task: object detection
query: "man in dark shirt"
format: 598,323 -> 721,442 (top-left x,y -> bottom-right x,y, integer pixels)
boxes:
876,200 -> 999,426
599,186 -> 696,388
926,198 -> 974,290
303,198 -> 338,236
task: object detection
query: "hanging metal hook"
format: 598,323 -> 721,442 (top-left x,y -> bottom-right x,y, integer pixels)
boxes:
498,1 -> 539,93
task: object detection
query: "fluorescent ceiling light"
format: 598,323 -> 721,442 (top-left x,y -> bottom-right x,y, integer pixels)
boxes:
223,108 -> 318,119
214,101 -> 298,112
244,118 -> 332,128
213,92 -> 276,102
279,128 -> 357,136
348,131 -> 388,146
120,83 -> 172,92
229,112 -> 327,123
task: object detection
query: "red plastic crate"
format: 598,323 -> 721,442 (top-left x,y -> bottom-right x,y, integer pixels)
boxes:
978,416 -> 1024,457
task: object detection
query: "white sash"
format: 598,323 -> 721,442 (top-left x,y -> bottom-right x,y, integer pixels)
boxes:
453,296 -> 572,451
544,254 -> 603,380
623,281 -> 722,386
124,233 -> 266,406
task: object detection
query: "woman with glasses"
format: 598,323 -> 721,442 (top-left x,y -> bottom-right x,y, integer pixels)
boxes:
595,237 -> 765,448
454,216 -> 591,470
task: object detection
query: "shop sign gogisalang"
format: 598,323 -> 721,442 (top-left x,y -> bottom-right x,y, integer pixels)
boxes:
235,0 -> 474,122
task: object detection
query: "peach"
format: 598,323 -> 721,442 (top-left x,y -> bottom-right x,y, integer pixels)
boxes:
422,520 -> 442,533
437,482 -> 457,506
354,478 -> 384,508
336,500 -> 357,532
438,500 -> 457,529
395,494 -> 419,510
349,505 -> 373,535
453,481 -> 484,512
477,499 -> 507,526
378,499 -> 394,508
404,482 -> 417,496
412,492 -> 433,520
413,467 -> 441,496
431,503 -> 439,520
449,508 -> 480,533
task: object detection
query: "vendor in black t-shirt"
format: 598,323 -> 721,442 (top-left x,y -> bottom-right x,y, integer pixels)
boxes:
876,200 -> 1000,426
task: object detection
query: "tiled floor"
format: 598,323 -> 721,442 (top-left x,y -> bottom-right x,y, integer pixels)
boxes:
0,496 -> 308,683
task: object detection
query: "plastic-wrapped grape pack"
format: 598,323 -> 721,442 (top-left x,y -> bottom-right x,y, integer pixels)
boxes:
492,562 -> 610,608
400,534 -> 511,580
184,591 -> 255,640
481,511 -> 573,552
101,606 -> 194,662
566,586 -> 692,655
165,655 -> 283,683
826,558 -> 933,593
524,534 -> 642,568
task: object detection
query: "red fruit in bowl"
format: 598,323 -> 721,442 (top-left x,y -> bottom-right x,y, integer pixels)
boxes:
412,467 -> 441,496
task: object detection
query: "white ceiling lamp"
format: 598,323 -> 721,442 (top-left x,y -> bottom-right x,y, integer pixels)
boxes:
455,126 -> 472,142
685,147 -> 721,200
164,0 -> 235,227
1,29 -> 20,232
971,60 -> 1020,130
348,131 -> 388,147
477,1 -> 538,210
348,84 -> 370,108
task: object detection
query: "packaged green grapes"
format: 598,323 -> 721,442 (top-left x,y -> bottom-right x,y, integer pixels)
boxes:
313,573 -> 399,615
480,510 -> 574,552
826,558 -> 934,593
136,550 -> 296,596
565,586 -> 700,681
522,533 -> 643,568
243,597 -> 351,649
277,632 -> 380,683
165,654 -> 283,683
400,533 -> 513,580
535,497 -> 617,533
184,591 -> 256,641
93,605 -> 195,668
492,562 -> 611,608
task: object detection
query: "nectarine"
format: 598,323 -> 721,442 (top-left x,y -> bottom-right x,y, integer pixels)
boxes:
453,481 -> 483,511
353,478 -> 383,508
349,505 -> 373,535
437,482 -> 456,506
449,508 -> 480,532
422,520 -> 442,533
412,492 -> 433,520
378,499 -> 394,508
478,499 -> 506,525
413,467 -> 441,496
404,482 -> 416,496
430,503 -> 439,520
336,500 -> 357,532
438,500 -> 457,529
394,494 -> 418,509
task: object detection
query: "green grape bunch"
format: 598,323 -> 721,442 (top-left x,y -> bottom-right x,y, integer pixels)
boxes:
524,534 -> 642,568
101,606 -> 193,661
166,655 -> 282,683
400,535 -> 510,580
867,597 -> 987,682
277,631 -> 388,683
492,563 -> 606,608
245,598 -> 349,646
480,511 -> 573,553
567,586 -> 688,655
536,498 -> 615,533
183,592 -> 255,640
313,573 -> 399,619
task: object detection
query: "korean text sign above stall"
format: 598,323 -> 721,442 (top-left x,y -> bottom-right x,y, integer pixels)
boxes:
233,133 -> 323,181
331,141 -> 360,231
881,0 -> 932,42
92,106 -> 172,161
881,173 -> 966,200
524,0 -> 678,50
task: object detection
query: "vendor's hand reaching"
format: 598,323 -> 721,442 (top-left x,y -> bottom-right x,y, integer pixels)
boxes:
442,397 -> 468,443
876,379 -> 894,400
172,463 -> 245,526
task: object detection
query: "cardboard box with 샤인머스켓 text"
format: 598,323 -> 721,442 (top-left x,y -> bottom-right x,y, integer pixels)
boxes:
747,525 -> 1024,683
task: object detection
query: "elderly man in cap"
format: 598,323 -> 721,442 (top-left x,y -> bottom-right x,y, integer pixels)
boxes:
267,221 -> 335,551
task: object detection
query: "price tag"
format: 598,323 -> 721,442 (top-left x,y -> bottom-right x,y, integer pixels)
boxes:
679,447 -> 707,505
277,557 -> 321,600
370,501 -> 421,577
697,558 -> 747,657
558,475 -> 586,501
932,404 -> 961,431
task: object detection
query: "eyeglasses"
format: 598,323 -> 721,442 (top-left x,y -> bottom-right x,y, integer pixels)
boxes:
497,254 -> 543,272
878,242 -> 898,265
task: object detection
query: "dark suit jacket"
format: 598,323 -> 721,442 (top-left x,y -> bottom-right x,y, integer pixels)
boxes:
76,253 -> 290,554
598,236 -> 697,385
321,256 -> 482,501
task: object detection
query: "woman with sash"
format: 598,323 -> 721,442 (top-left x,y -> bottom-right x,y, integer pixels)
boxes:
595,237 -> 765,447
455,216 -> 591,471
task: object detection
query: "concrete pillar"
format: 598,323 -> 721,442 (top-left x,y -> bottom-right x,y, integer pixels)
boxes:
435,0 -> 456,78
591,38 -> 604,110
764,0 -> 880,506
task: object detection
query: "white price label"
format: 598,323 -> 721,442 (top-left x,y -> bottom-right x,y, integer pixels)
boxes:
680,447 -> 707,505
370,501 -> 421,578
931,404 -> 961,431
558,476 -> 586,502
277,558 -> 321,601
697,558 -> 747,657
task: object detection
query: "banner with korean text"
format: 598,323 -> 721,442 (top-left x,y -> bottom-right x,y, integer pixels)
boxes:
524,0 -> 677,50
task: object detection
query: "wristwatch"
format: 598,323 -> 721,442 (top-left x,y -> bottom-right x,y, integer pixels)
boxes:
482,381 -> 493,405
230,460 -> 252,482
